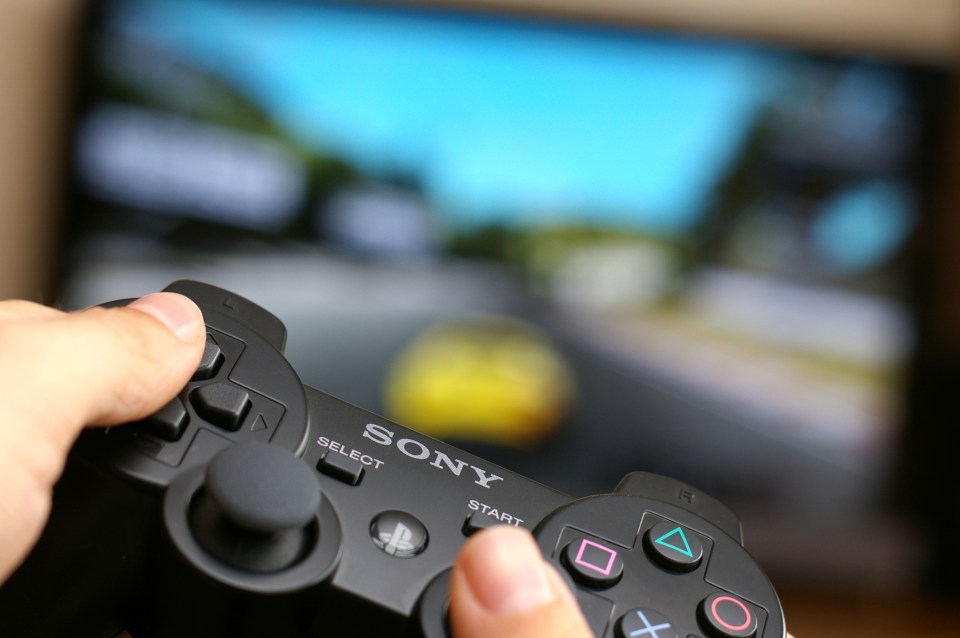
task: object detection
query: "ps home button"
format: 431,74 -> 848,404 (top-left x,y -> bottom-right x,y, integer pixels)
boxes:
699,593 -> 757,638
561,537 -> 624,588
644,521 -> 703,572
370,511 -> 428,558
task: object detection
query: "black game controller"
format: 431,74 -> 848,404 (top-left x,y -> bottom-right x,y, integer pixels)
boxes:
0,281 -> 786,638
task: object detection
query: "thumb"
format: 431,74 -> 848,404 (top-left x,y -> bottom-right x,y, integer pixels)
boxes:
0,291 -> 204,583
1,292 -> 206,440
449,526 -> 592,638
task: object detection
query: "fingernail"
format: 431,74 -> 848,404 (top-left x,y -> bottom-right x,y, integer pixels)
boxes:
128,292 -> 203,342
459,526 -> 556,616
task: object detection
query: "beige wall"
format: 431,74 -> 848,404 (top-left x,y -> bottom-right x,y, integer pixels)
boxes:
426,0 -> 960,64
0,0 -> 76,302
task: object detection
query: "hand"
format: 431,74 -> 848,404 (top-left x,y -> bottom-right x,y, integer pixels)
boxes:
0,292 -> 205,584
450,525 -> 798,638
449,525 -> 592,638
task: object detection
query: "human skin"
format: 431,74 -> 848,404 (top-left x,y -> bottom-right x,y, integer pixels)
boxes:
0,292 -> 205,584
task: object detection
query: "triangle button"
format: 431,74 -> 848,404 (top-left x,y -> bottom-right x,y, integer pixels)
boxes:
655,527 -> 694,557
646,521 -> 703,572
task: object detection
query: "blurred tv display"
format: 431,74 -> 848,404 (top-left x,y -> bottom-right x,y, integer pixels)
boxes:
62,0 -> 949,541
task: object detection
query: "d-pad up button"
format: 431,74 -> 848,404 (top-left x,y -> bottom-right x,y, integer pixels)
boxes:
192,337 -> 225,381
191,383 -> 251,431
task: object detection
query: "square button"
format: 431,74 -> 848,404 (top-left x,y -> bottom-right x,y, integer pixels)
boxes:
561,536 -> 624,588
575,539 -> 619,576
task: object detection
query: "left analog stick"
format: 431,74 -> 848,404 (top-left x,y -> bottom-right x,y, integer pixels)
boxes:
189,442 -> 321,572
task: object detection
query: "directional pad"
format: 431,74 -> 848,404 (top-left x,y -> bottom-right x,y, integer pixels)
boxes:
191,383 -> 252,432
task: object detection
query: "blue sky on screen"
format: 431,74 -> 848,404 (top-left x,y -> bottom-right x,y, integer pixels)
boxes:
110,0 -> 783,233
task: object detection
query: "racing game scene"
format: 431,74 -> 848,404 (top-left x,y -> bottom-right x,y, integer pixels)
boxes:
63,0 -> 942,584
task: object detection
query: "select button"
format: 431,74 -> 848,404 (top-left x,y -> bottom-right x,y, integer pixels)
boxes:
317,452 -> 364,486
617,608 -> 677,638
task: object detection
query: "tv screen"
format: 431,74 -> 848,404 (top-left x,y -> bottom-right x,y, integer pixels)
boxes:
60,0 -> 951,581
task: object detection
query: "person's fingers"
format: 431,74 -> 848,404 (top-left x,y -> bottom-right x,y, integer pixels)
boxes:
1,292 -> 205,437
449,525 -> 593,638
0,292 -> 205,583
0,299 -> 64,322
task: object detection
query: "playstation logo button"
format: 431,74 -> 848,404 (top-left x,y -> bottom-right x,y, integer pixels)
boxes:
370,511 -> 429,558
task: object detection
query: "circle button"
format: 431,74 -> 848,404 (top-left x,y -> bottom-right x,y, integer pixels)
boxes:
699,593 -> 758,638
644,521 -> 703,572
370,511 -> 429,558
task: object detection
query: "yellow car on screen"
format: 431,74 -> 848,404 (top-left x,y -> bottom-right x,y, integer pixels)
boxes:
384,317 -> 575,446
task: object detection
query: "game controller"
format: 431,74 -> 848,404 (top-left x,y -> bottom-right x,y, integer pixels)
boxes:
0,281 -> 786,638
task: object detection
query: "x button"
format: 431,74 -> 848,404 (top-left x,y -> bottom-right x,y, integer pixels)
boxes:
617,608 -> 677,638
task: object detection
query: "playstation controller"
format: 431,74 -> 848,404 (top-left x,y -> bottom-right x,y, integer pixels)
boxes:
0,281 -> 785,638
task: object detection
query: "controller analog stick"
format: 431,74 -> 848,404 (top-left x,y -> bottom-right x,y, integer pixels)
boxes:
189,442 -> 321,573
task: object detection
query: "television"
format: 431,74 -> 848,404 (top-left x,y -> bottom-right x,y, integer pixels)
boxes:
57,0 -> 956,587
